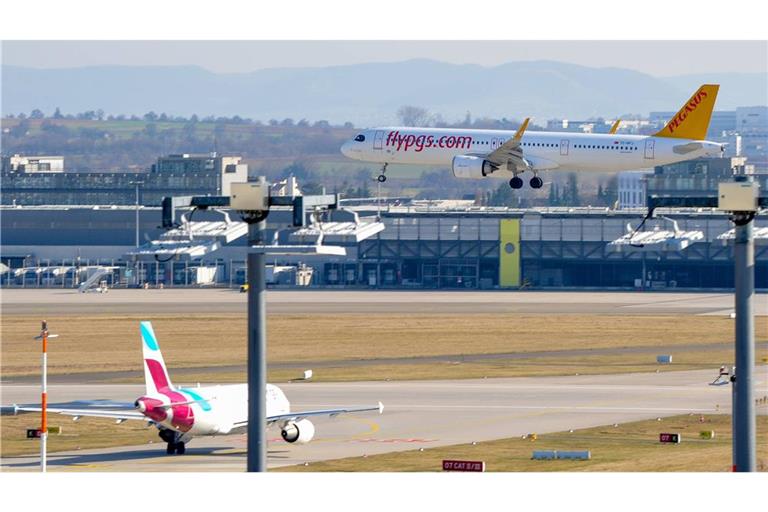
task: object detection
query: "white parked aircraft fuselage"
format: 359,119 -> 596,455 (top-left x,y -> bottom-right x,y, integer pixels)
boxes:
137,383 -> 290,438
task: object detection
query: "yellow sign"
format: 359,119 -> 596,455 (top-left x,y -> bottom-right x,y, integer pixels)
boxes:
499,219 -> 521,287
699,430 -> 715,440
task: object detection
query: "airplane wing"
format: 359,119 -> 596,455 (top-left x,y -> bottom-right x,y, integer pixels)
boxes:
3,403 -> 146,422
485,118 -> 531,171
234,402 -> 384,428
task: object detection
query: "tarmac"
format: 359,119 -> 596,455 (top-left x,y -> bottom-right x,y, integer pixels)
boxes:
3,366 -> 765,471
3,288 -> 765,315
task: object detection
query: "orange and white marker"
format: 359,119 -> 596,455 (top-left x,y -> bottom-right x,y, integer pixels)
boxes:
34,320 -> 58,472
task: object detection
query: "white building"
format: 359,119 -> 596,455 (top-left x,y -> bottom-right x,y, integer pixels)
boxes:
736,106 -> 768,133
2,154 -> 64,173
617,170 -> 652,209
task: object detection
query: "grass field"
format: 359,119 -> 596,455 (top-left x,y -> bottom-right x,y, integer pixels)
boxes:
2,314 -> 766,381
277,413 -> 768,472
0,414 -> 158,458
94,348 -> 767,385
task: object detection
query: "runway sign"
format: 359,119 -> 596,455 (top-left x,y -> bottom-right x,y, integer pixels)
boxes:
556,450 -> 591,460
442,460 -> 485,472
532,450 -> 591,460
26,429 -> 41,439
659,433 -> 681,444
699,431 -> 715,440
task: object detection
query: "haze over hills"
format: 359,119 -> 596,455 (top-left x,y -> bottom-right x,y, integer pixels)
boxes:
2,60 -> 766,126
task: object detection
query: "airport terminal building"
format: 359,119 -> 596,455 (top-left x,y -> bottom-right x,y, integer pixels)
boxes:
2,203 -> 766,290
2,154 -> 766,291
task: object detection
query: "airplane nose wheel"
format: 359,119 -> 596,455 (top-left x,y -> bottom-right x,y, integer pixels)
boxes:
530,176 -> 543,189
509,176 -> 524,189
377,163 -> 388,183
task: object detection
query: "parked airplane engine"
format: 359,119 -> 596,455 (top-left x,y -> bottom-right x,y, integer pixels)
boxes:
281,419 -> 315,444
452,155 -> 496,179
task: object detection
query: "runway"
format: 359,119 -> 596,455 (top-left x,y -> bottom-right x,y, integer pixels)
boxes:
3,366 -> 765,471
3,289 -> 764,315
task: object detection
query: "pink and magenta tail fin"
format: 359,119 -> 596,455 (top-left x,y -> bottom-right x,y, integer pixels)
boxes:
140,321 -> 173,394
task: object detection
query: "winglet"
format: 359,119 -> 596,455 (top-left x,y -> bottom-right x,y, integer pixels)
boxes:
0,404 -> 19,416
378,401 -> 384,414
513,118 -> 530,141
609,119 -> 621,134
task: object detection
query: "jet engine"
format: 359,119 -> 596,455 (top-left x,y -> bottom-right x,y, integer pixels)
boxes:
280,419 -> 315,444
452,155 -> 496,179
134,396 -> 168,422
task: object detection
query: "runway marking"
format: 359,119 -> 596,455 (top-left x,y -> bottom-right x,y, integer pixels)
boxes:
352,438 -> 438,443
284,378 -> 767,391
382,405 -> 722,412
617,294 -> 728,307
349,417 -> 381,440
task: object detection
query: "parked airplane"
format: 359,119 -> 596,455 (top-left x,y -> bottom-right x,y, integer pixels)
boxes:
5,321 -> 383,455
341,84 -> 723,189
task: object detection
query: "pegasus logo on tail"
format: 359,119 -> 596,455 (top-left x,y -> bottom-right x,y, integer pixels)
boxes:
654,84 -> 719,140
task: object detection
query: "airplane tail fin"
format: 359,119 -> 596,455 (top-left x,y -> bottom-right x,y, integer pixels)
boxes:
653,84 -> 719,140
140,321 -> 174,394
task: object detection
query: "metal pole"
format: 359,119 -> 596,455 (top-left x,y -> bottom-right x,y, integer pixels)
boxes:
247,217 -> 267,472
134,181 -> 142,248
732,212 -> 756,472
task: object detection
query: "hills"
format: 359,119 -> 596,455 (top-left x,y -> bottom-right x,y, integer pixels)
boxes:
2,60 -> 766,125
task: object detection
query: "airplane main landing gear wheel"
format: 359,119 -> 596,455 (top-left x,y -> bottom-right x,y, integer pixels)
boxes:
509,176 -> 524,189
530,176 -> 543,189
166,441 -> 186,455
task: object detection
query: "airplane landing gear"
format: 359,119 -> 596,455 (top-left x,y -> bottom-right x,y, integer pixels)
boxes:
165,441 -> 186,455
377,163 -> 388,183
159,428 -> 186,455
530,176 -> 543,189
509,176 -> 524,189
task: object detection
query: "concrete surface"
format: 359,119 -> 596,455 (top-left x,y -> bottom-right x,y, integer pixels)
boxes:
3,366 -> 765,471
3,289 -> 765,315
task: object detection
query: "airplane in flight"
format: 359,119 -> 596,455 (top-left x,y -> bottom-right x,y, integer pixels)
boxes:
341,84 -> 724,189
4,321 -> 383,455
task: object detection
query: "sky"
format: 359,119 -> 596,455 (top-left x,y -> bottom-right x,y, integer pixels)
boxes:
2,41 -> 766,76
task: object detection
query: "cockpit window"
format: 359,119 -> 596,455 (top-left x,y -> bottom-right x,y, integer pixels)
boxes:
354,134 -> 365,142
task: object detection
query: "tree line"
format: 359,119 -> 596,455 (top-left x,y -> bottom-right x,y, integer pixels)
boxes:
6,107 -> 355,129
2,106 -> 617,206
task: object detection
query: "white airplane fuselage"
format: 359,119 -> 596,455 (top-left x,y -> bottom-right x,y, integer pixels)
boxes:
135,383 -> 289,438
341,127 -> 723,176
